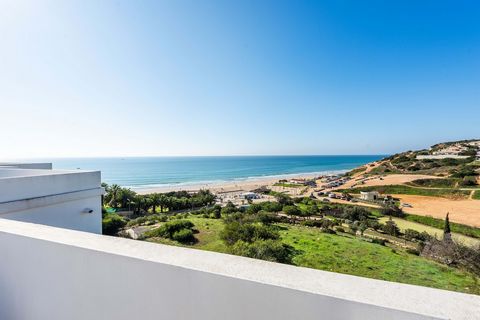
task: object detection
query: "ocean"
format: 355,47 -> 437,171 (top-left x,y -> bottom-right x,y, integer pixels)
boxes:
48,155 -> 385,189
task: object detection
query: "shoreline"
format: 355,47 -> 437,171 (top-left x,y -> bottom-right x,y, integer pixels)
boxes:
135,170 -> 347,194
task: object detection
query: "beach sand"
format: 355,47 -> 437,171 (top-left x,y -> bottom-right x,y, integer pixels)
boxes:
135,172 -> 323,195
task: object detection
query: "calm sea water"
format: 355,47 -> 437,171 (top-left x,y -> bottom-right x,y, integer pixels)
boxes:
48,155 -> 385,189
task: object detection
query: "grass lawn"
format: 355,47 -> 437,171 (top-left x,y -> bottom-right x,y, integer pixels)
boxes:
339,185 -> 471,198
280,224 -> 480,294
404,214 -> 480,239
145,217 -> 480,294
378,217 -> 480,247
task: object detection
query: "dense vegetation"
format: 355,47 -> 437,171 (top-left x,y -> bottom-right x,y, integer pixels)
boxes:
102,183 -> 215,213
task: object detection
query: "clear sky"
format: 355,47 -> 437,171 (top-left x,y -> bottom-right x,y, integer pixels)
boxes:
1,0 -> 479,158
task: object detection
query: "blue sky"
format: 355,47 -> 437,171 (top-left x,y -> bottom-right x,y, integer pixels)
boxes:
1,0 -> 479,158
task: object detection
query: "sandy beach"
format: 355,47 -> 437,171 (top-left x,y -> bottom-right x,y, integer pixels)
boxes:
135,172 -> 324,195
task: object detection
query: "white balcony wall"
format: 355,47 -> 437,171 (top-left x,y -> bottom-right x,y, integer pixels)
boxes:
1,219 -> 478,320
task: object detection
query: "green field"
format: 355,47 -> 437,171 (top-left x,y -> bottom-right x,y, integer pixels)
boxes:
379,217 -> 480,247
404,214 -> 480,239
340,185 -> 471,198
145,217 -> 480,294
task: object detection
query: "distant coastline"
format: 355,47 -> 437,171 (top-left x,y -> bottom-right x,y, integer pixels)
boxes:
48,155 -> 385,190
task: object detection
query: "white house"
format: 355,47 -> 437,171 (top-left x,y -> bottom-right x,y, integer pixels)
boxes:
0,163 -> 103,234
359,191 -> 380,201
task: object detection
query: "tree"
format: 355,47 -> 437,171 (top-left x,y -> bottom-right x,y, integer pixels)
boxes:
105,184 -> 121,208
443,213 -> 452,242
382,217 -> 400,236
149,193 -> 161,214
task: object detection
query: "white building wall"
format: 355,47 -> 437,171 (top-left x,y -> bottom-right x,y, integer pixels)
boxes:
0,168 -> 103,234
0,195 -> 102,233
0,219 -> 478,320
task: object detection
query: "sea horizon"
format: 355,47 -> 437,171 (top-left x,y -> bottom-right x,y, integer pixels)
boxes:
28,155 -> 387,189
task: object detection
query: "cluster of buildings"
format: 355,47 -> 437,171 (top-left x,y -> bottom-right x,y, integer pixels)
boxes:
322,175 -> 350,189
417,140 -> 480,160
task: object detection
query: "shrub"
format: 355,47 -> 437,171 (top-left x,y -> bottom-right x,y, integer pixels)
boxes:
422,238 -> 480,276
404,229 -> 431,242
144,220 -> 195,239
261,201 -> 283,212
459,176 -> 478,187
406,248 -> 420,256
283,205 -> 302,216
172,229 -> 195,243
381,205 -> 405,218
102,213 -> 127,235
342,206 -> 370,221
220,222 -> 279,245
229,240 -> 295,264
255,211 -> 279,225
221,201 -> 238,215
274,193 -> 294,205
245,203 -> 262,214
126,214 -> 167,227
381,219 -> 400,236
371,238 -> 387,246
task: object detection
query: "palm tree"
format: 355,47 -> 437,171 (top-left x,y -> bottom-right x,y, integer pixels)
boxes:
149,193 -> 161,214
107,184 -> 121,208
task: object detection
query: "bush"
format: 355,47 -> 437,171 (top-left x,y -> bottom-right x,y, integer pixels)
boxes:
261,201 -> 283,212
342,206 -> 370,221
371,238 -> 387,246
172,228 -> 195,243
459,176 -> 478,187
381,219 -> 400,236
255,211 -> 279,225
381,205 -> 405,218
144,220 -> 195,239
283,205 -> 302,216
422,238 -> 480,276
245,203 -> 263,214
406,248 -> 420,256
126,214 -> 167,227
229,240 -> 295,264
220,222 -> 279,245
102,213 -> 126,235
221,201 -> 238,215
404,229 -> 431,242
